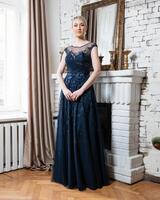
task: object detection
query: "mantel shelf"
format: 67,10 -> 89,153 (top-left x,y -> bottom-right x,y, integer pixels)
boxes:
51,69 -> 146,80
100,69 -> 146,78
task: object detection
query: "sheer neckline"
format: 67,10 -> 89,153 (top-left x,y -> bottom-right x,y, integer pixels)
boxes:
71,42 -> 92,48
66,42 -> 96,55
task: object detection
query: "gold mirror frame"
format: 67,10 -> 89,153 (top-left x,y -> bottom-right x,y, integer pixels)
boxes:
81,0 -> 125,70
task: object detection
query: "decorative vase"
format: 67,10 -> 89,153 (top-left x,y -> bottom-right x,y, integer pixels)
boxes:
152,137 -> 160,150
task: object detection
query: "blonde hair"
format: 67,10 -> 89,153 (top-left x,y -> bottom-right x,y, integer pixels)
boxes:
72,16 -> 87,27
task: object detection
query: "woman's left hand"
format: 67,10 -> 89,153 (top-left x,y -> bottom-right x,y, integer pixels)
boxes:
71,88 -> 85,101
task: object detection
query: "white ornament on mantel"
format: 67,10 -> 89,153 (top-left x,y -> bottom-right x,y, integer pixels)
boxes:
94,69 -> 146,184
51,69 -> 146,184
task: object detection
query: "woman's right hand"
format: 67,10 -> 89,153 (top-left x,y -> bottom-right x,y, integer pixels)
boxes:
62,88 -> 73,101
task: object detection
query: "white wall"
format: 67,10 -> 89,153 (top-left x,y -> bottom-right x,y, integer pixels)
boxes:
45,0 -> 60,73
125,0 -> 160,153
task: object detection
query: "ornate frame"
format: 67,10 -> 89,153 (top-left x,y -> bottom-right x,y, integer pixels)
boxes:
81,0 -> 125,70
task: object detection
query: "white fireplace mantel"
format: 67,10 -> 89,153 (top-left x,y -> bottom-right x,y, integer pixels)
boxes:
94,69 -> 146,105
93,69 -> 146,184
51,69 -> 146,184
97,69 -> 146,77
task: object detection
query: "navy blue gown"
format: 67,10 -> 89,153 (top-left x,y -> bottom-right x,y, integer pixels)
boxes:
51,42 -> 109,190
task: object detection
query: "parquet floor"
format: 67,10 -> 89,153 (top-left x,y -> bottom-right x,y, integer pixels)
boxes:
0,169 -> 160,200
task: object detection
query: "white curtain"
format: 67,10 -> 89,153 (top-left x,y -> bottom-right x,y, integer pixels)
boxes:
96,4 -> 117,65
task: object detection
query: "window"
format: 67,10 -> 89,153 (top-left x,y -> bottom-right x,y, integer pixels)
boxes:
0,0 -> 28,112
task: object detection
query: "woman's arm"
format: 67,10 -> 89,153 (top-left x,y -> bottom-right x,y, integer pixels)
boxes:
81,46 -> 101,91
57,51 -> 73,101
71,46 -> 101,101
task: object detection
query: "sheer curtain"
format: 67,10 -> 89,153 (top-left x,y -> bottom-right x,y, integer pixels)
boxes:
96,4 -> 117,65
0,1 -> 28,111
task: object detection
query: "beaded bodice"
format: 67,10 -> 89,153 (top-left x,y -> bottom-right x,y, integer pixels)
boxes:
64,42 -> 97,73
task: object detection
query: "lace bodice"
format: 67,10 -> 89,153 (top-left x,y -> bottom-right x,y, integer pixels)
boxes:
64,42 -> 97,73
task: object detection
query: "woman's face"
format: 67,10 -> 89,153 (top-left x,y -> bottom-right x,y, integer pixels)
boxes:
72,19 -> 87,39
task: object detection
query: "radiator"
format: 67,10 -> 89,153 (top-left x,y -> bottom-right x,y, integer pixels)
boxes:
0,121 -> 27,173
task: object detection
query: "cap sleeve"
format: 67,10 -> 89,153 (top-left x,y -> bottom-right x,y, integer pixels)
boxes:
92,42 -> 98,48
89,42 -> 98,52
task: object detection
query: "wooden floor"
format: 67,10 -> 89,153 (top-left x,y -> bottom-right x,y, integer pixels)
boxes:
0,169 -> 160,200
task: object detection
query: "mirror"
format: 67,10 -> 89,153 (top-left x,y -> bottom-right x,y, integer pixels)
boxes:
81,0 -> 125,70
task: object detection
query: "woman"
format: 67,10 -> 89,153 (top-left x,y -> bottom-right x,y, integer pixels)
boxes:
51,16 -> 109,191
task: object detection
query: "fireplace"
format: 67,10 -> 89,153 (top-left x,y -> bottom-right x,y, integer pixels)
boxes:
51,69 -> 146,184
94,69 -> 146,184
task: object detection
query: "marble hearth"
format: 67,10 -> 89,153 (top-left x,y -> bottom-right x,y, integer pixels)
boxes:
51,69 -> 146,184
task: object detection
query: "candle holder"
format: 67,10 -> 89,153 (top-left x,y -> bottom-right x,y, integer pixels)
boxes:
109,50 -> 117,70
122,49 -> 132,69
